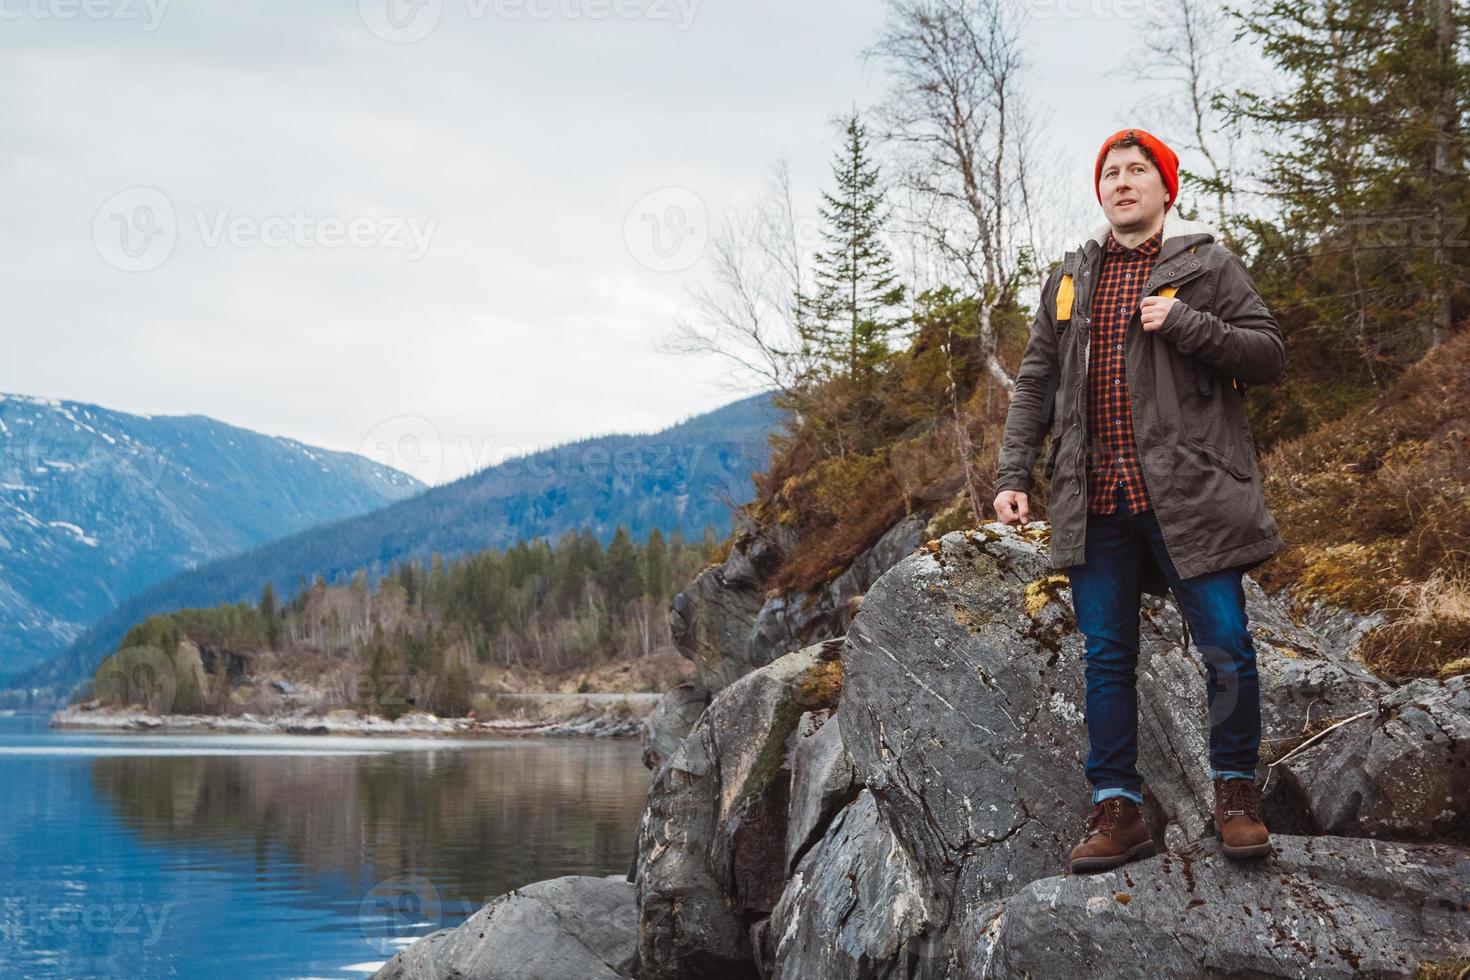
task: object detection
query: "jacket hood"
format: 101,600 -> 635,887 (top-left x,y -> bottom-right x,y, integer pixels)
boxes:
1083,210 -> 1221,254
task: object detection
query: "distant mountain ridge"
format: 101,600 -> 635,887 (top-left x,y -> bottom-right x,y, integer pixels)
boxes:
0,393 -> 424,677
7,390 -> 784,707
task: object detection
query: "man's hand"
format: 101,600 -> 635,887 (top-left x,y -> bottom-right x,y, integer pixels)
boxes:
1139,295 -> 1178,332
993,490 -> 1030,526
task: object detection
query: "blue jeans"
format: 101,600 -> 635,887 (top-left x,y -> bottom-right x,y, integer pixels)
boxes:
1066,483 -> 1261,806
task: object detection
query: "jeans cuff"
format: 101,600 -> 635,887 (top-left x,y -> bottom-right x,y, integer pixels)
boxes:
1211,769 -> 1256,782
1093,786 -> 1144,806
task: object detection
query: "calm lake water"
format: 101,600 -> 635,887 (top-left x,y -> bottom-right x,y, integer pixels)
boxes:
0,714 -> 653,979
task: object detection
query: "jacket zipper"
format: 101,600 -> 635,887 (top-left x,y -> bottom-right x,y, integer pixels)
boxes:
1076,317 -> 1089,495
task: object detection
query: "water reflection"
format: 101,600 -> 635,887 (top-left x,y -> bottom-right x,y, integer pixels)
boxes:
2,718 -> 652,979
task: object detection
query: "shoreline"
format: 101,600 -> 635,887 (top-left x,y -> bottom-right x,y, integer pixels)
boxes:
49,693 -> 663,739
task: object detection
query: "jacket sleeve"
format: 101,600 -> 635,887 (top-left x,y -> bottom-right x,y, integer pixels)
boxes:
1156,250 -> 1285,386
995,267 -> 1062,494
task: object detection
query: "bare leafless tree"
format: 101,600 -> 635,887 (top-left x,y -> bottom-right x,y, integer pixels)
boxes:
867,0 -> 1040,392
1141,0 -> 1250,236
866,0 -> 1039,517
658,158 -> 822,399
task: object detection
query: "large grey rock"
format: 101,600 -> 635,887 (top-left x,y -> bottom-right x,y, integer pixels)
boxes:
784,706 -> 860,875
764,789 -> 951,980
1265,675 -> 1470,841
370,876 -> 635,980
633,641 -> 844,980
671,516 -> 926,693
1240,574 -> 1389,741
750,515 -> 928,659
670,563 -> 769,694
957,835 -> 1470,978
831,523 -> 1392,971
640,680 -> 709,774
1280,588 -> 1391,663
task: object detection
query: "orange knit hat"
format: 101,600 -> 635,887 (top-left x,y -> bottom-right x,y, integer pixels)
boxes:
1094,128 -> 1179,211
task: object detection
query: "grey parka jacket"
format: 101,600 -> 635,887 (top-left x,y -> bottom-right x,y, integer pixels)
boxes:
995,210 -> 1286,597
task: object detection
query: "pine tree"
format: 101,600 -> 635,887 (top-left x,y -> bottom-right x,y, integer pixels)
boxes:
807,110 -> 907,381
644,527 -> 670,600
602,526 -> 643,613
1224,0 -> 1468,386
259,582 -> 282,650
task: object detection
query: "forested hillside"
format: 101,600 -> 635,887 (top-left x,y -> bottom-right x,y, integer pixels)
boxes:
10,391 -> 780,709
87,525 -> 714,719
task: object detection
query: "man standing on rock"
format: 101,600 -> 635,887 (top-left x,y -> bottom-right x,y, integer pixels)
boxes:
991,128 -> 1285,874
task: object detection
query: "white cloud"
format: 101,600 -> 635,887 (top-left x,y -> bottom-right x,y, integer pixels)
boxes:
0,0 -> 1230,483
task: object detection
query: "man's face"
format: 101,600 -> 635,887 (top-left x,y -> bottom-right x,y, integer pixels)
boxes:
1098,145 -> 1169,234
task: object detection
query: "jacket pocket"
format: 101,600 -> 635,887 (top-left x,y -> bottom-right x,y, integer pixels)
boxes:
1186,436 -> 1252,480
1191,357 -> 1213,398
1043,436 -> 1062,480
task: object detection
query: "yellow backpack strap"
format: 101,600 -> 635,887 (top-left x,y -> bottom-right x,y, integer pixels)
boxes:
1056,273 -> 1075,321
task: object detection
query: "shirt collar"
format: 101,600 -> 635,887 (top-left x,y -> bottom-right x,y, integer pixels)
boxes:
1104,227 -> 1163,256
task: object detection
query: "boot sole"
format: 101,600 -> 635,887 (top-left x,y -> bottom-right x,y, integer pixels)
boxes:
1221,839 -> 1272,859
1069,839 -> 1156,875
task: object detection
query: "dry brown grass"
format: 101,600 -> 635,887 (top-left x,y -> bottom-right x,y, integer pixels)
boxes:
764,459 -> 914,595
1413,961 -> 1470,980
1258,327 -> 1470,678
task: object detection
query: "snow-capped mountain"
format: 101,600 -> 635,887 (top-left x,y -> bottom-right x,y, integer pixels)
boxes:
0,393 -> 424,676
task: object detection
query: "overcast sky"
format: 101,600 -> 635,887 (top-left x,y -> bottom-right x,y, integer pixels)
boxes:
0,0 -> 1209,484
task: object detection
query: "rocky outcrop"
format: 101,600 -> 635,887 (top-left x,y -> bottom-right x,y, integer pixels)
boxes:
631,640 -> 844,980
385,519 -> 1470,980
640,680 -> 709,774
1264,674 -> 1470,841
783,707 -> 859,875
371,875 -> 635,980
763,787 -> 946,979
838,525 -> 1385,902
671,515 -> 926,693
755,523 -> 1467,978
957,836 -> 1470,978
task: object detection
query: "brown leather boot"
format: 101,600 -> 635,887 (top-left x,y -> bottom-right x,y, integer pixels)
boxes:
1068,797 -> 1155,874
1213,777 -> 1271,858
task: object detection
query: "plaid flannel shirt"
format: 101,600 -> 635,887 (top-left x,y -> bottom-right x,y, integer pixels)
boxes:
1086,228 -> 1163,515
